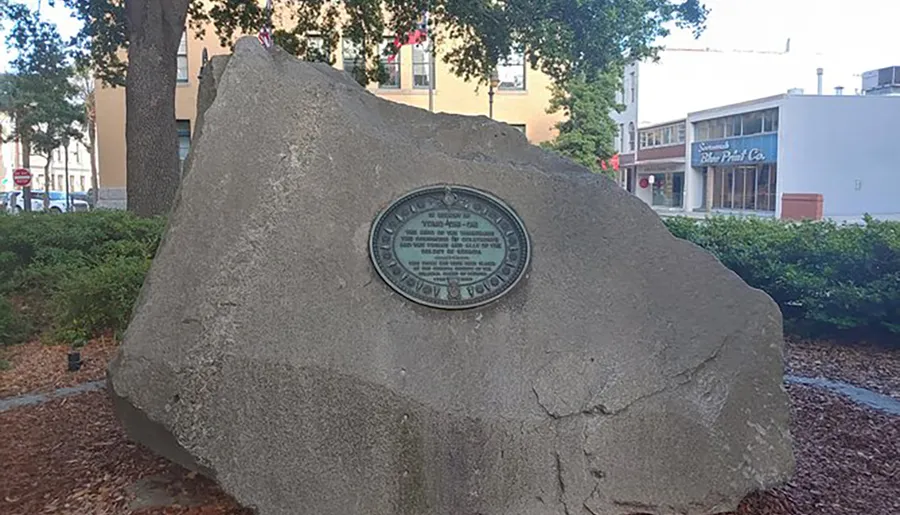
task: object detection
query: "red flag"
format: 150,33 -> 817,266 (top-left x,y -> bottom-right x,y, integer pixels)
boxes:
387,13 -> 428,62
611,153 -> 619,171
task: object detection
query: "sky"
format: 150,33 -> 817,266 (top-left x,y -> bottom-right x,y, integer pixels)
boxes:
1,0 -> 899,85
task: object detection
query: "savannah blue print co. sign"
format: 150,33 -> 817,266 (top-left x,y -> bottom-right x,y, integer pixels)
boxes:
691,133 -> 778,167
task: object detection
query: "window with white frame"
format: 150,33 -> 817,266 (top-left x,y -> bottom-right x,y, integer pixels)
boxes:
412,42 -> 433,89
176,120 -> 191,171
305,35 -> 331,63
342,39 -> 363,78
629,71 -> 636,103
177,32 -> 188,83
498,48 -> 525,90
628,122 -> 635,152
693,108 -> 779,142
378,38 -> 400,89
639,122 -> 686,150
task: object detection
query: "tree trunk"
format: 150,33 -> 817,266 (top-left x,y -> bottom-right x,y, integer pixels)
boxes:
64,141 -> 71,211
87,118 -> 99,207
83,87 -> 100,207
19,130 -> 33,212
43,158 -> 51,210
125,0 -> 190,217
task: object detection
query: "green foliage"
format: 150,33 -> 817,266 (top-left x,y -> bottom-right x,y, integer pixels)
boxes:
664,216 -> 900,344
542,70 -> 623,176
1,2 -> 82,184
0,296 -> 31,346
52,255 -> 151,341
0,211 -> 165,343
63,0 -> 128,87
69,0 -> 708,88
4,209 -> 900,347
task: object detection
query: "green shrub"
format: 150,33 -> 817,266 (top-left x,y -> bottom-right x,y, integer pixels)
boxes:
0,296 -> 32,346
50,255 -> 152,341
664,215 -> 900,343
4,209 -> 900,346
0,211 -> 165,286
0,211 -> 165,342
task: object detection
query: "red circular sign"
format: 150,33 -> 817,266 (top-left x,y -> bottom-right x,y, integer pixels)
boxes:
639,177 -> 650,189
13,168 -> 32,187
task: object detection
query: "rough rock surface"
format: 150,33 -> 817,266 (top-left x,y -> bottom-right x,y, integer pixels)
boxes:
109,37 -> 794,515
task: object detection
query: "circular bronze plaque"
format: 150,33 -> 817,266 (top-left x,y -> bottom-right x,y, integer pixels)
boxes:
370,185 -> 531,309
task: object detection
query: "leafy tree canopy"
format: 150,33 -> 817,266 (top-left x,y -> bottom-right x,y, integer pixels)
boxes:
542,69 -> 623,175
61,0 -> 707,88
1,4 -> 81,152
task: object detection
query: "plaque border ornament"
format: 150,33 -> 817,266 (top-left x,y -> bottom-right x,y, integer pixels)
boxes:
369,184 -> 531,310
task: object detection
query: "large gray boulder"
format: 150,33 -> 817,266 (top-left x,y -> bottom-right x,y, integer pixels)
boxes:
109,37 -> 794,515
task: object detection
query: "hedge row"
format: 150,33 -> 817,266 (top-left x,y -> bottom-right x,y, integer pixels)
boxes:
1,211 -> 898,346
0,211 -> 165,345
665,215 -> 900,343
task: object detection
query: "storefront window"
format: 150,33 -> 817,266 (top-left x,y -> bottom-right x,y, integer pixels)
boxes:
763,110 -> 779,132
757,165 -> 776,211
694,108 -> 778,142
742,112 -> 763,135
711,165 -> 777,211
709,118 -> 726,139
650,172 -> 684,208
639,122 -> 686,149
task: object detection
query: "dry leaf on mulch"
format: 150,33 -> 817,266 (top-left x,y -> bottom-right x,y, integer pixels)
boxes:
0,337 -> 119,398
777,384 -> 900,515
0,391 -> 251,515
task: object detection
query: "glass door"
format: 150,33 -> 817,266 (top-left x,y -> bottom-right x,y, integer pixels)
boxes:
651,171 -> 685,209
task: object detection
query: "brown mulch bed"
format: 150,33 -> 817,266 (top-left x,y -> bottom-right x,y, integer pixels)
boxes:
785,339 -> 900,400
1,339 -> 898,514
775,384 -> 900,515
1,386 -> 897,514
0,391 -> 250,515
0,336 -> 120,398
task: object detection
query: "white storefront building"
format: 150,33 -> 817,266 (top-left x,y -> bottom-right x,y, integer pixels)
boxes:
680,92 -> 900,221
610,43 -> 851,194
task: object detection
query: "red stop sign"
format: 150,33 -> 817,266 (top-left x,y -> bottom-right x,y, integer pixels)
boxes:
13,168 -> 32,188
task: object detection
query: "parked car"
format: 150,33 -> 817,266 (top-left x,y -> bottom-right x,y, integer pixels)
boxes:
5,191 -> 38,213
0,191 -> 11,212
6,191 -> 90,213
69,191 -> 94,210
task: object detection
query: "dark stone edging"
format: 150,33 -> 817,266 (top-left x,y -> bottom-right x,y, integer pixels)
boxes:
784,375 -> 900,416
0,380 -> 107,413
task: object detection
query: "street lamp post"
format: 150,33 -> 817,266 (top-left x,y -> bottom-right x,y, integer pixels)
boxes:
488,69 -> 500,119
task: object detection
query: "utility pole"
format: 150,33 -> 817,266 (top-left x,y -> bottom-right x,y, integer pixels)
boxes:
427,9 -> 434,112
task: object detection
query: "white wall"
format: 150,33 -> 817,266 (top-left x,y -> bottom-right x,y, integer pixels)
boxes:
611,62 -> 639,155
778,95 -> 900,220
634,175 -> 653,204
